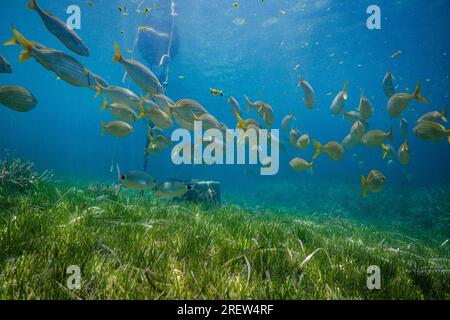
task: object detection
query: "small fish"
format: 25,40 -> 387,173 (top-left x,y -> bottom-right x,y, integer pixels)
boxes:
100,120 -> 134,137
387,81 -> 428,118
361,170 -> 386,198
0,85 -> 37,112
330,80 -> 349,115
312,140 -> 345,161
381,144 -> 395,160
0,54 -> 12,73
210,88 -> 223,97
117,165 -> 157,191
87,1 -> 94,8
400,117 -> 409,139
99,98 -> 138,123
113,42 -> 163,95
391,50 -> 402,59
361,129 -> 393,148
289,158 -> 313,174
280,10 -> 286,15
383,71 -> 396,97
281,114 -> 295,131
397,141 -> 410,165
233,2 -> 240,8
298,73 -> 316,109
358,90 -> 373,120
417,106 -> 447,124
154,180 -> 192,199
413,120 -> 450,143
28,0 -> 89,56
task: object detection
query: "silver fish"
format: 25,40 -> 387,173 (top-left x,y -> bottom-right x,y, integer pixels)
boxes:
298,76 -> 316,109
154,180 -> 192,199
28,0 -> 89,56
117,165 -> 158,191
330,80 -> 349,115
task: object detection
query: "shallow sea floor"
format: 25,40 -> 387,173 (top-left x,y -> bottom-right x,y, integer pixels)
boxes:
0,180 -> 449,300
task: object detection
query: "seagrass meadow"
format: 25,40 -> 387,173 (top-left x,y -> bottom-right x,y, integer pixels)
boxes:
0,155 -> 449,300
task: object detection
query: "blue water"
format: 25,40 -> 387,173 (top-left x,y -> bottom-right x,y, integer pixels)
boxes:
1,0 -> 449,205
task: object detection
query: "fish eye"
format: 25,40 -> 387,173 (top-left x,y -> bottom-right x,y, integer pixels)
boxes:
121,174 -> 126,180
187,185 -> 192,190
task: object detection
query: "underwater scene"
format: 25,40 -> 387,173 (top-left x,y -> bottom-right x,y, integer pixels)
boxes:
0,0 -> 449,300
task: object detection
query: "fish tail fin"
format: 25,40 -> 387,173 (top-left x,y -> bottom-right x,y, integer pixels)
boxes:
413,81 -> 428,104
309,162 -> 314,175
99,98 -> 109,112
388,127 -> 393,141
441,106 -> 448,123
112,41 -> 122,63
342,80 -> 349,100
361,176 -> 367,199
312,139 -> 323,161
3,34 -> 18,46
27,0 -> 37,10
100,120 -> 105,136
447,132 -> 450,144
381,144 -> 388,159
244,95 -> 252,113
94,82 -> 104,98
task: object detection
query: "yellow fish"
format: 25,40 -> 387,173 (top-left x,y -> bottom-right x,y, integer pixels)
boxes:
289,158 -> 313,174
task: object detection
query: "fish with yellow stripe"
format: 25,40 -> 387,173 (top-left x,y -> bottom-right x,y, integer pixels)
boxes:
361,170 -> 386,198
27,0 -> 90,56
5,27 -> 106,90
